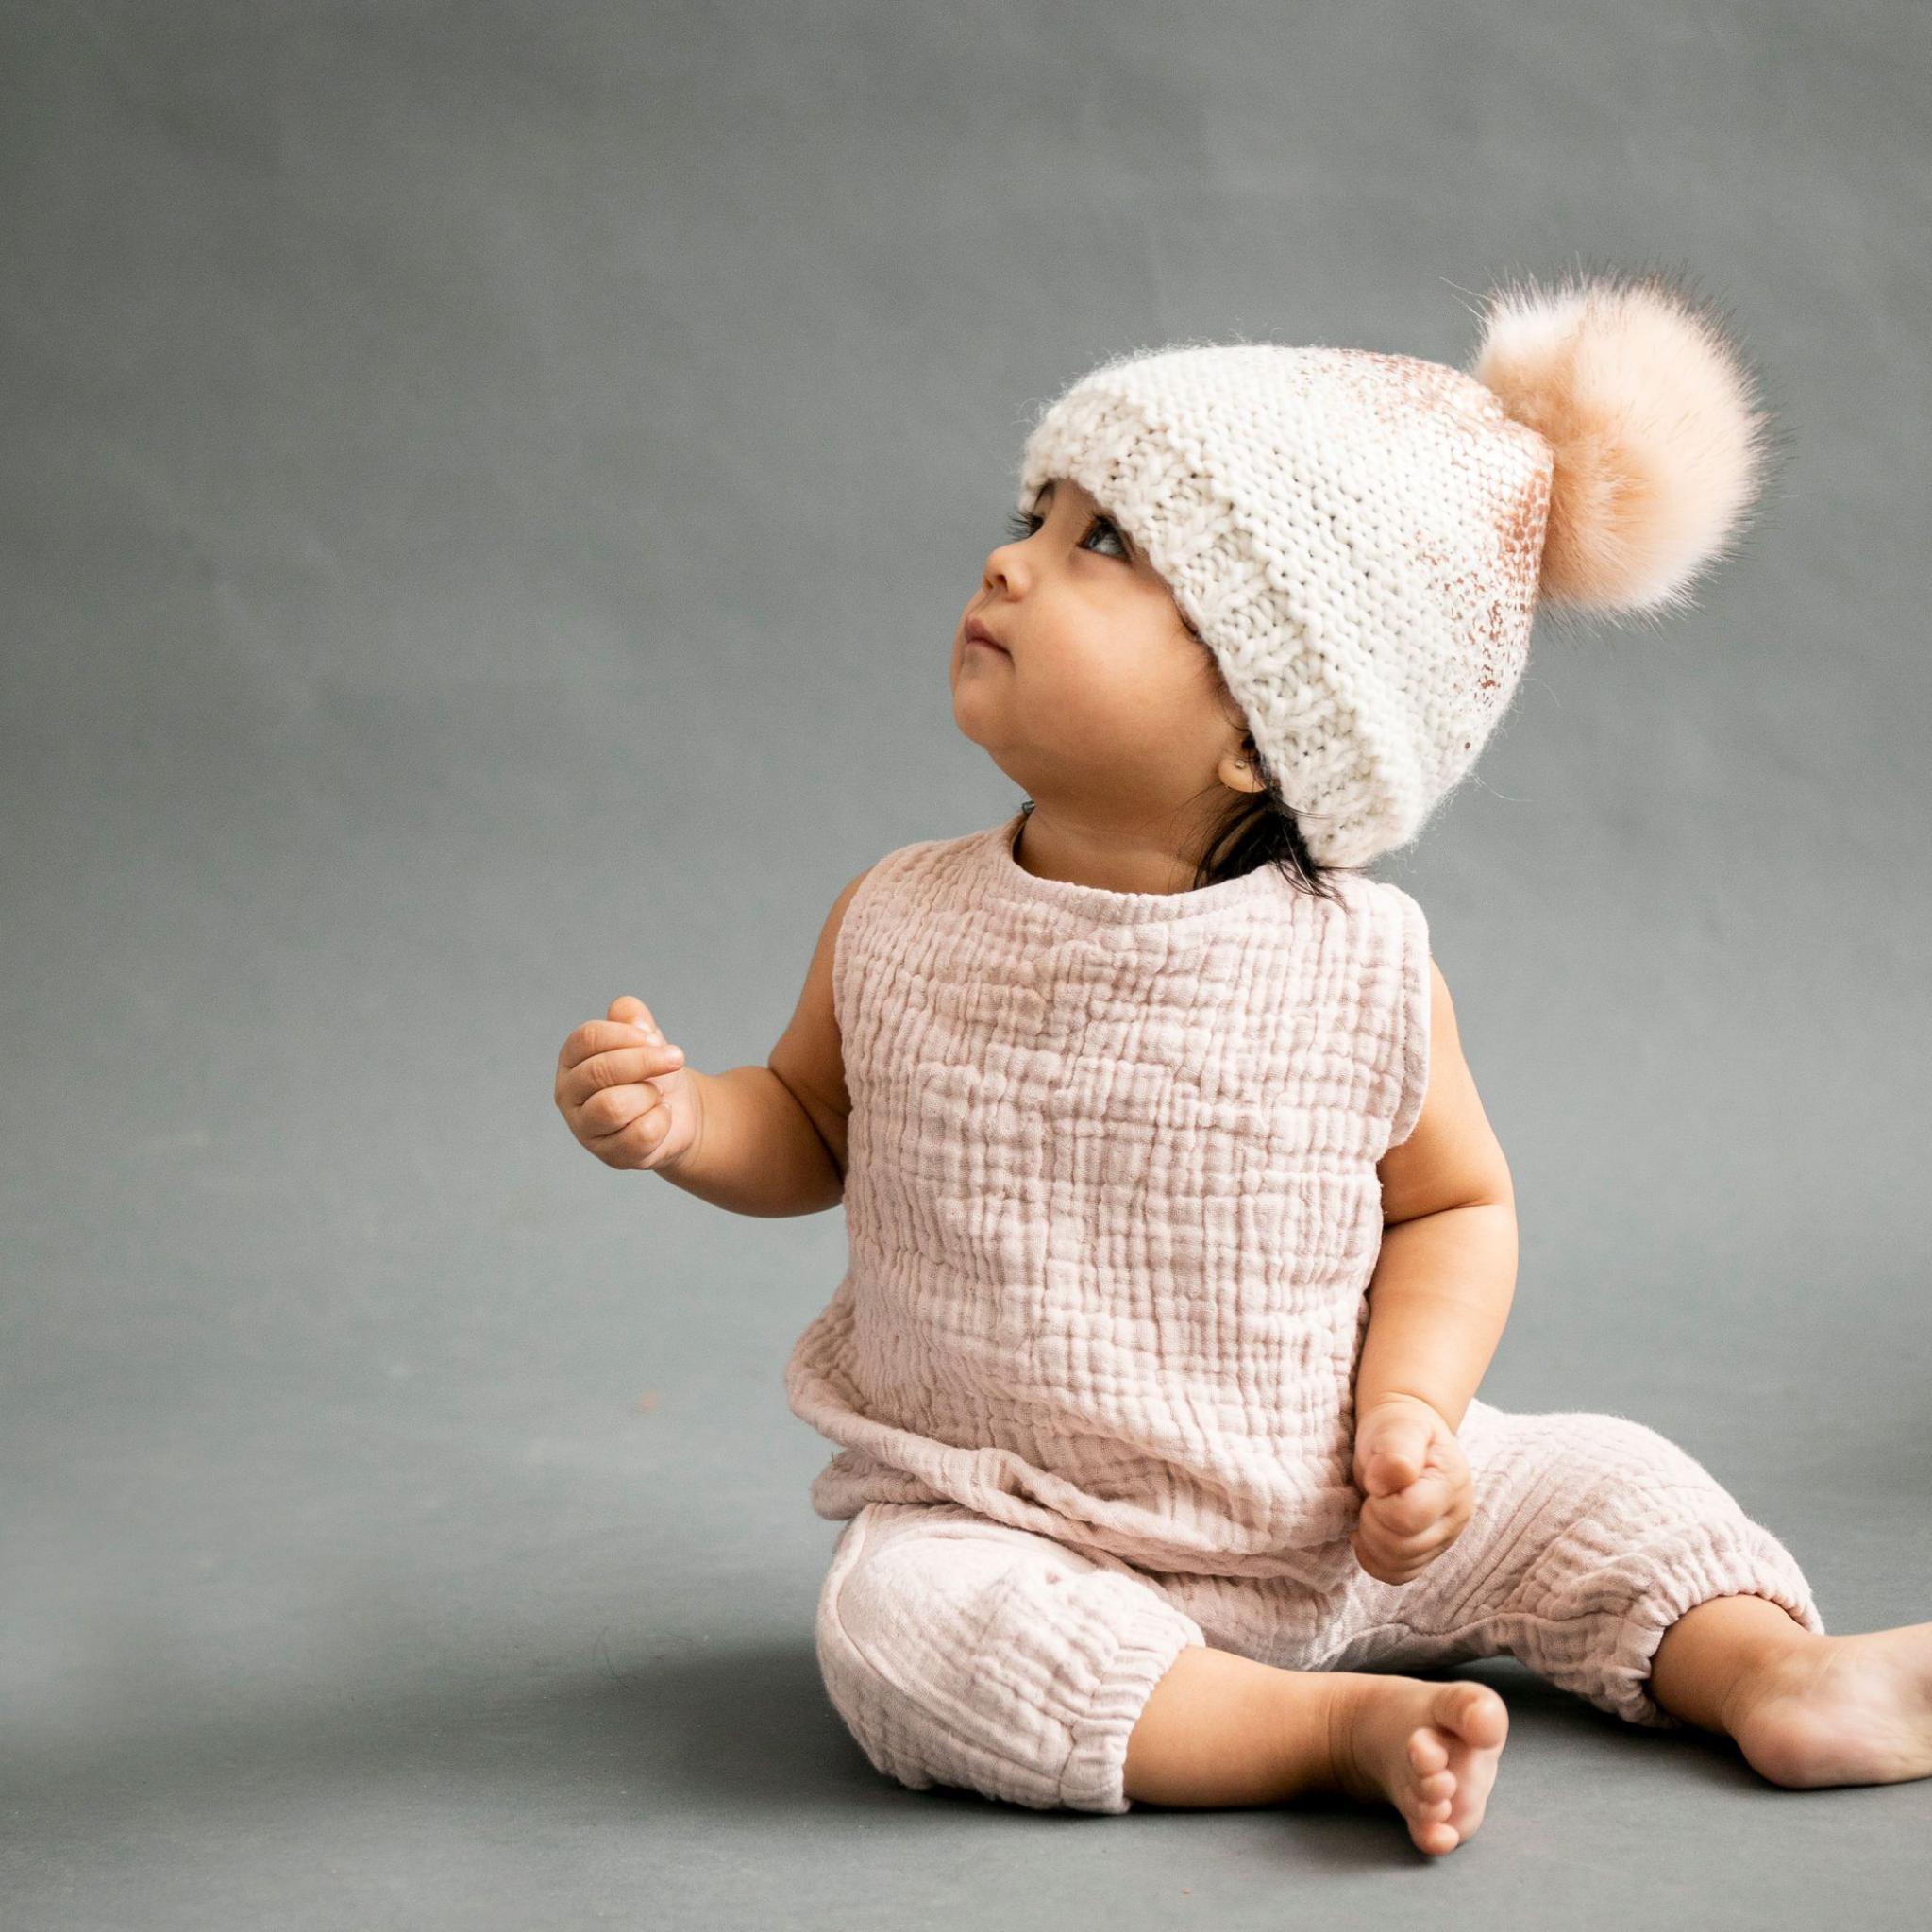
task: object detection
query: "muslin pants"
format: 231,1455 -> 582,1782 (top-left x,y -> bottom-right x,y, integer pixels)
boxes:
811,1396 -> 1825,1813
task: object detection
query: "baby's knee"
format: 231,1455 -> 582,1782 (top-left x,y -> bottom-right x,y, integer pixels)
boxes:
811,1503 -> 1204,1813
1480,1408 -> 1736,1528
1484,1409 -> 1815,1611
816,1509 -> 1005,1753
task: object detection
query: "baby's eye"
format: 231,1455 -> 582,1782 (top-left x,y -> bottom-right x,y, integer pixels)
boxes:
1000,509 -> 1130,560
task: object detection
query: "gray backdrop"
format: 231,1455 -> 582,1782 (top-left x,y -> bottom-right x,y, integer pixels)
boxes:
4,2 -> 1928,1926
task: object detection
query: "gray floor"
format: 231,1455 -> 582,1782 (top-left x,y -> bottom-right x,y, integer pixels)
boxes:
8,1327 -> 1932,1931
8,2 -> 1932,1925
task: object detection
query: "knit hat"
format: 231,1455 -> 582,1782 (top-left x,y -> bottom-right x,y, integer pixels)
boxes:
1016,267 -> 1778,867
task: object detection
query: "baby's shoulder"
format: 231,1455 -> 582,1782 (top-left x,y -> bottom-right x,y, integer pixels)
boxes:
838,826 -> 993,918
1321,869 -> 1431,952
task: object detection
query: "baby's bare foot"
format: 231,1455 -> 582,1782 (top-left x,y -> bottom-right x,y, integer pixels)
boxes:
1326,1676 -> 1510,1856
1725,1621 -> 1932,1788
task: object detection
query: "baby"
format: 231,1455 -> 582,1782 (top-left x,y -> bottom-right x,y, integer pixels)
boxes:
555,269 -> 1932,1856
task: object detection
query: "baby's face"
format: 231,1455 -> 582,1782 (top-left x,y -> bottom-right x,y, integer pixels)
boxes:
951,476 -> 1246,815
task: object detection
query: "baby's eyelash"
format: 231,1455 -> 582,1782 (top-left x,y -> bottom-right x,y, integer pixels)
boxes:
1001,509 -> 1130,558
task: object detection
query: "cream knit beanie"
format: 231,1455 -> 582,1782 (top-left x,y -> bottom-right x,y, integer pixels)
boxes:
1016,267 -> 1778,867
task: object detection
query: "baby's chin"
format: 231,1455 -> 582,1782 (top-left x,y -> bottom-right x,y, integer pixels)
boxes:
946,697 -> 1028,782
949,665 -> 1009,731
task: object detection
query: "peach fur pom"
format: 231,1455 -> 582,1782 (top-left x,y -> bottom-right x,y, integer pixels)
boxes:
1467,266 -> 1776,620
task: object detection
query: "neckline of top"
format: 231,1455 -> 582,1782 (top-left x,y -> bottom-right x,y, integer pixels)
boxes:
976,814 -> 1295,926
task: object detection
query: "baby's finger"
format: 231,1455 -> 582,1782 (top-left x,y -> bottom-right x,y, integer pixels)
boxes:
571,1058 -> 687,1128
1375,1515 -> 1454,1561
1351,1526 -> 1430,1586
582,1088 -> 674,1165
559,1016 -> 675,1076
1372,1504 -> 1469,1565
1358,1503 -> 1452,1556
563,1045 -> 686,1117
580,1080 -> 668,1144
1369,1551 -> 1440,1586
607,995 -> 664,1033
1365,1470 -> 1453,1537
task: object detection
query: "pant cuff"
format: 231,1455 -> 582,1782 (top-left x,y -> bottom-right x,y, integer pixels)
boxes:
1057,1604 -> 1206,1812
1598,1517 -> 1825,1730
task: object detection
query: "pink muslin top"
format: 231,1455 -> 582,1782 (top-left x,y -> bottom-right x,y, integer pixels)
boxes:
782,813 -> 1432,1582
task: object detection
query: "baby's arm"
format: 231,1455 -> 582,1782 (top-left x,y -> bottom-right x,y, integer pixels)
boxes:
656,868 -> 867,1218
1356,959 -> 1519,1435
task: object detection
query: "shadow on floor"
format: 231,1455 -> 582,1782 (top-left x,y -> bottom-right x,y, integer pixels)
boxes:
1,1637 -> 1773,1856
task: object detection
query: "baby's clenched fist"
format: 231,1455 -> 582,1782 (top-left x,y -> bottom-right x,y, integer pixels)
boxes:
1350,1394 -> 1475,1586
554,995 -> 701,1173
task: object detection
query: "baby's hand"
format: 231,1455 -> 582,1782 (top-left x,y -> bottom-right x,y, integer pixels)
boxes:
1350,1394 -> 1475,1587
554,996 -> 697,1173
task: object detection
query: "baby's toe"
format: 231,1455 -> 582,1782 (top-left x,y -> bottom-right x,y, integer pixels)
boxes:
1402,1753 -> 1461,1839
1446,1681 -> 1510,1749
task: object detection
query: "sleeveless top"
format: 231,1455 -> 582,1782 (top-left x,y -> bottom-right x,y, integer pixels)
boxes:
782,814 -> 1431,1583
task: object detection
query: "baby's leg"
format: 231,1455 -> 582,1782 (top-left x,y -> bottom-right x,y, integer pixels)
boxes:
812,1500 -> 1206,1813
813,1499 -> 1507,1851
1125,1642 -> 1509,1855
1652,1575 -> 1932,1788
1362,1400 -> 1824,1735
1406,1402 -> 1932,1789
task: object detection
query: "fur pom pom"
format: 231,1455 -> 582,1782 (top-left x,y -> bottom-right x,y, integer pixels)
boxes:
1467,266 -> 1776,619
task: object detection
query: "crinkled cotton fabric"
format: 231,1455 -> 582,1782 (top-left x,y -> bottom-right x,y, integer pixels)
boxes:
784,815 -> 1432,1586
785,815 -> 1822,1813
815,1402 -> 1823,1813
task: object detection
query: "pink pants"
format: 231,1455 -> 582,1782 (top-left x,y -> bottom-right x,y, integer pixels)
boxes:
811,1397 -> 1824,1813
